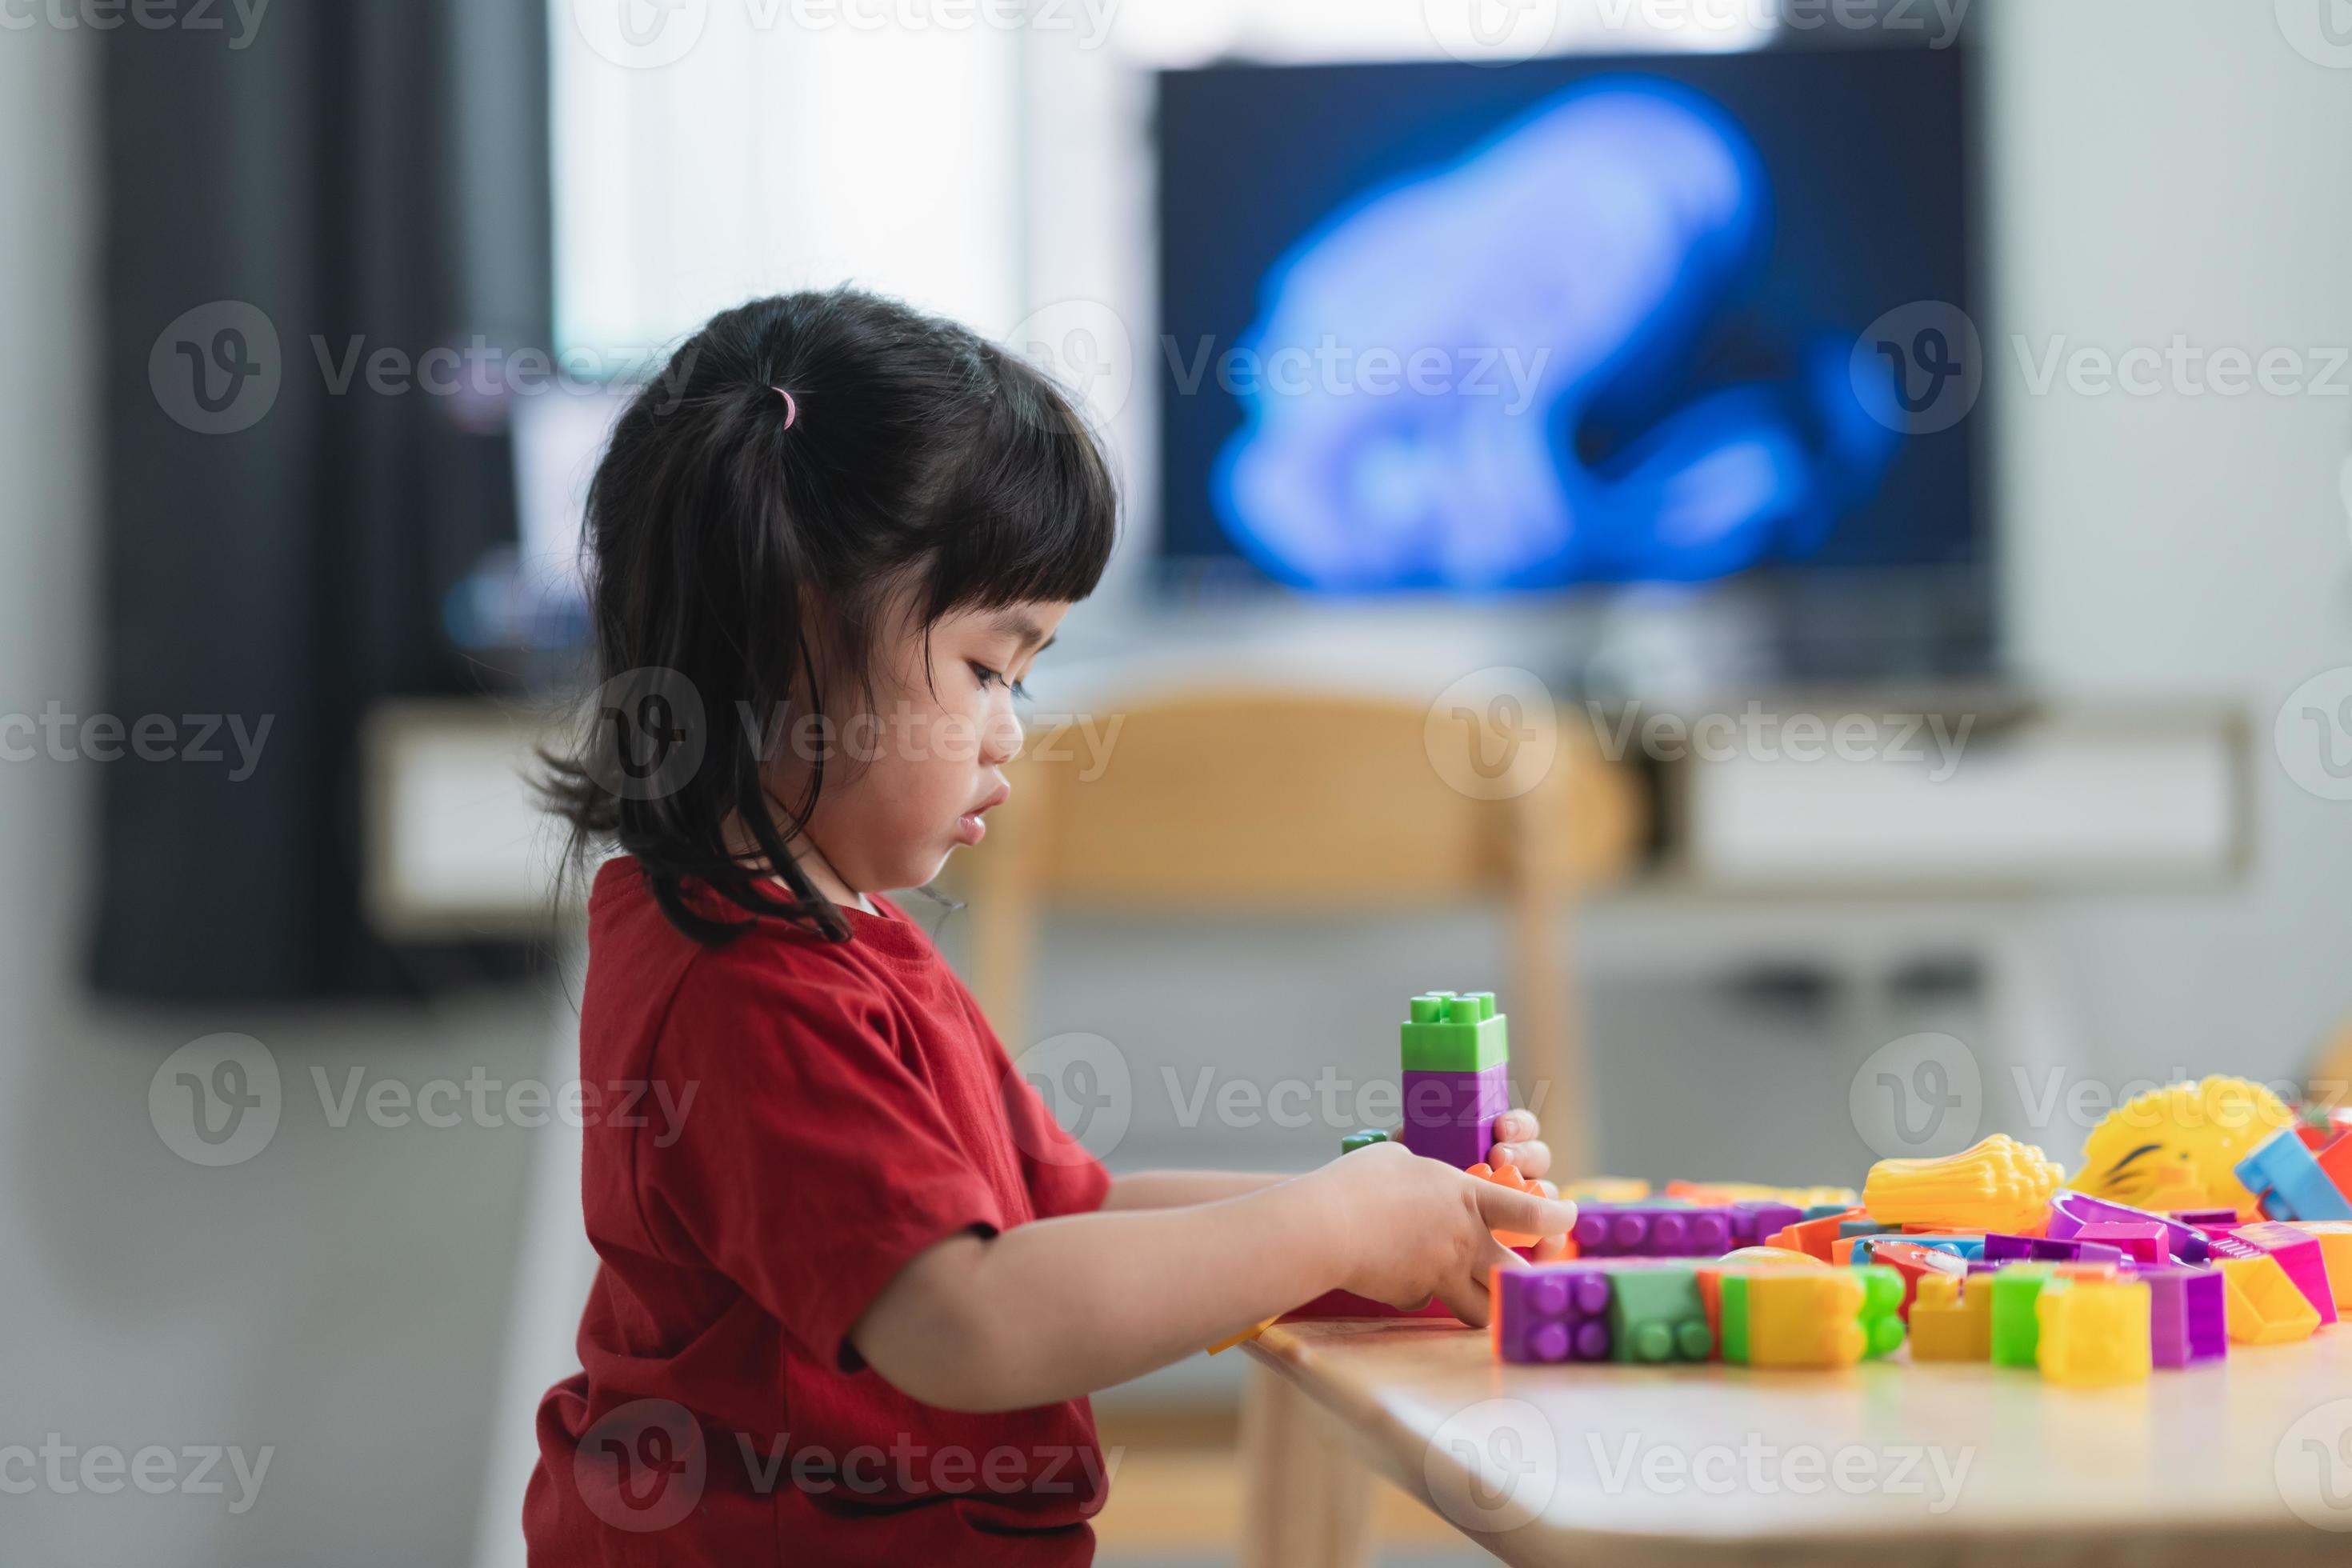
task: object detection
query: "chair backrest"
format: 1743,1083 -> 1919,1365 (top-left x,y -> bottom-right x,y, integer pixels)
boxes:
956,686 -> 1644,1174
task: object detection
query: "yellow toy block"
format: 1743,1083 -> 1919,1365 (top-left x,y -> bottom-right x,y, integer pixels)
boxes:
2034,1278 -> 2151,1386
2285,1221 -> 2352,1310
1740,1268 -> 1903,1367
1909,1273 -> 1992,1362
1863,1134 -> 2066,1234
2218,1254 -> 2322,1343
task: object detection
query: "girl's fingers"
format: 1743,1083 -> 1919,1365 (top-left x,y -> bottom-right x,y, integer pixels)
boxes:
1492,1109 -> 1540,1146
1472,1180 -> 1579,1241
1530,1230 -> 1572,1262
1490,1137 -> 1552,1181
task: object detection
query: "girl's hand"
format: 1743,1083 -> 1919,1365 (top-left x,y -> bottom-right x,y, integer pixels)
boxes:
1486,1108 -> 1553,1186
1306,1142 -> 1579,1325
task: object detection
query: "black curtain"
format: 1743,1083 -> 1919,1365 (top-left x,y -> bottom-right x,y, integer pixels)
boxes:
97,1 -> 552,999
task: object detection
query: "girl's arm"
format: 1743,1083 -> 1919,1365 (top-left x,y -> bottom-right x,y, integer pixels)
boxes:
849,1142 -> 1578,1414
1099,1110 -> 1558,1210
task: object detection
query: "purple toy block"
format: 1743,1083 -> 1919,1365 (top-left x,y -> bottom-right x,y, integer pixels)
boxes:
1400,1065 -> 1509,1169
2170,1208 -> 2241,1230
2139,1266 -> 2227,1368
1570,1206 -> 1736,1258
1981,1233 -> 2126,1266
2230,1222 -> 2340,1326
2049,1191 -> 2213,1263
1497,1264 -> 1614,1363
1728,1200 -> 1802,1247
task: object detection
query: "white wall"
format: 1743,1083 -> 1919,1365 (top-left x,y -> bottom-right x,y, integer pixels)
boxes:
1986,0 -> 2352,1084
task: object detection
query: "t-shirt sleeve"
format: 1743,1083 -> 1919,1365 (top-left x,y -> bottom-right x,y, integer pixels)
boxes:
999,1067 -> 1113,1219
636,954 -> 1008,1370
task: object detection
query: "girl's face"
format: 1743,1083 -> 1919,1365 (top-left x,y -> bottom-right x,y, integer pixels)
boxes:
787,595 -> 1070,898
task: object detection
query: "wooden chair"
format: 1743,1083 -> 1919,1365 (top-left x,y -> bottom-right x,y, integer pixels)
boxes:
959,686 -> 1645,1185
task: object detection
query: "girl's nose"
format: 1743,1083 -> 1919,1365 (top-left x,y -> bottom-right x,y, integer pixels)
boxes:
980,705 -> 1023,766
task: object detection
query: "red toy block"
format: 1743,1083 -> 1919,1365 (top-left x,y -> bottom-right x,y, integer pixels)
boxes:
1866,1240 -> 1970,1322
2317,1133 -> 2352,1203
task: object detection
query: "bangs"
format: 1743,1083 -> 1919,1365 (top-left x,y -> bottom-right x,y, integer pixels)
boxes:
919,349 -> 1121,619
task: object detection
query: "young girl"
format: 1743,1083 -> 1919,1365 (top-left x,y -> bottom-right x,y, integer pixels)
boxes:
522,289 -> 1578,1566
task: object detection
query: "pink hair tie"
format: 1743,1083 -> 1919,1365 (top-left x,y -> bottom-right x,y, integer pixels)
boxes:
772,386 -> 798,428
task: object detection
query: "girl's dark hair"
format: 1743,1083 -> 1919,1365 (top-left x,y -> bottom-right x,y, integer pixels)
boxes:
542,287 -> 1118,945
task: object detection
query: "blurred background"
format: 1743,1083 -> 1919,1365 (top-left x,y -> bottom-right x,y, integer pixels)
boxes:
6,0 -> 2352,1562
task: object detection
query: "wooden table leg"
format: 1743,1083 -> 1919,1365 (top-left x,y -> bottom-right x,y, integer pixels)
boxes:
1238,1358 -> 1373,1568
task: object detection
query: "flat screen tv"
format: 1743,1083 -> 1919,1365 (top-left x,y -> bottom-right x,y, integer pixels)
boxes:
1155,40 -> 1985,654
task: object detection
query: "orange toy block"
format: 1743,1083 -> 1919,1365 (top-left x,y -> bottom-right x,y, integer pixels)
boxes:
1909,1273 -> 1992,1361
2218,1254 -> 2323,1344
1467,1162 -> 1554,1248
1768,1208 -> 1864,1262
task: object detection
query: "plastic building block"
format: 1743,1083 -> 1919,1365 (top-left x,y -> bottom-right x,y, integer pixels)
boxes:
1864,1240 -> 1970,1322
1670,1181 -> 1858,1210
2170,1207 -> 2242,1229
2285,1221 -> 2352,1310
1988,1264 -> 2056,1366
1572,1205 -> 1735,1258
1494,1263 -> 1614,1364
2217,1253 -> 2322,1343
1400,991 -> 1508,1073
1401,1065 -> 1509,1170
1339,1128 -> 1391,1154
1769,1208 -> 1865,1261
1980,1233 -> 2125,1267
1910,1274 -> 1993,1361
2073,1075 -> 2294,1216
2228,1222 -> 2339,1326
1562,1177 -> 1650,1203
1726,1266 -> 1903,1368
1801,1202 -> 1856,1222
1862,1134 -> 2065,1234
2046,1192 -> 2211,1263
2138,1266 -> 2227,1368
1727,1200 -> 1803,1247
1607,1266 -> 1713,1364
2317,1132 -> 2352,1201
2035,1278 -> 2152,1386
2236,1127 -> 2352,1223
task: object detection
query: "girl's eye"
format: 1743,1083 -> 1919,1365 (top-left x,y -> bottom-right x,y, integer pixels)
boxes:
971,663 -> 1030,701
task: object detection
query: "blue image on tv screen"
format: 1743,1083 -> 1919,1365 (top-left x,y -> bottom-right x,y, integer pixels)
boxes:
1156,46 -> 1975,593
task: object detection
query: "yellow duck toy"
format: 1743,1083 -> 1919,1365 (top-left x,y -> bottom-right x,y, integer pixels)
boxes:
2068,1075 -> 2294,1219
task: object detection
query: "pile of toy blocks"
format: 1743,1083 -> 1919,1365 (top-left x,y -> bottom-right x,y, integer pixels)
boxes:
1496,1123 -> 2352,1384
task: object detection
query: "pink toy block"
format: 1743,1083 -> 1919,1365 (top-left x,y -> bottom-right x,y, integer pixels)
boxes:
2049,1191 -> 2211,1262
2074,1221 -> 2168,1265
2228,1222 -> 2339,1326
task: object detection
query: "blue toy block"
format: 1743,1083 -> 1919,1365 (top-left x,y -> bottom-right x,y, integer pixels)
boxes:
2235,1128 -> 2352,1222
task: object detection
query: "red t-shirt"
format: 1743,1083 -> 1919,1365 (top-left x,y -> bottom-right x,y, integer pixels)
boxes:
524,858 -> 1111,1566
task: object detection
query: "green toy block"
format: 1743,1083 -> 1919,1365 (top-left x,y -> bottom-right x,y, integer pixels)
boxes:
1339,1128 -> 1391,1155
1401,990 -> 1510,1073
1854,1264 -> 1907,1359
1608,1266 -> 1713,1364
1989,1264 -> 2054,1367
1719,1274 -> 1752,1364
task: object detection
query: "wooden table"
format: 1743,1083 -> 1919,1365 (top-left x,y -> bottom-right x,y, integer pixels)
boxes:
1238,1316 -> 2352,1566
